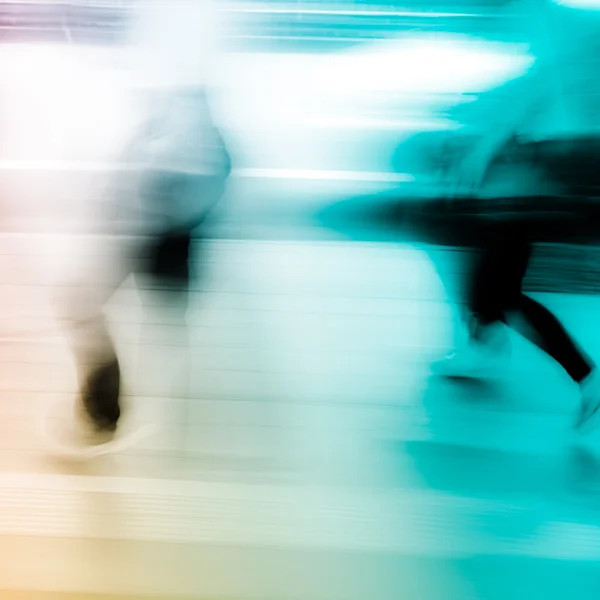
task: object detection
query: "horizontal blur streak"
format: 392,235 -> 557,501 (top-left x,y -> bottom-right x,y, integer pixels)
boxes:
0,2 -> 598,600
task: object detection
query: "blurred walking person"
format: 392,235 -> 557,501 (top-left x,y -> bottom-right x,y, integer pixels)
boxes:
45,0 -> 230,454
433,0 -> 600,428
50,84 -> 231,454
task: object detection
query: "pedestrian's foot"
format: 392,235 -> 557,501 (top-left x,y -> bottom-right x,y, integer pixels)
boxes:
44,411 -> 157,460
43,399 -> 118,460
432,336 -> 510,380
432,349 -> 492,379
577,369 -> 600,430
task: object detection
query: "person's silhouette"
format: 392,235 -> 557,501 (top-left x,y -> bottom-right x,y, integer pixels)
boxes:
433,1 -> 600,428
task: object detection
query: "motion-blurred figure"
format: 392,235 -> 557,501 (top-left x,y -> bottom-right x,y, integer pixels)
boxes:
433,0 -> 600,427
53,85 -> 231,452
45,0 -> 229,454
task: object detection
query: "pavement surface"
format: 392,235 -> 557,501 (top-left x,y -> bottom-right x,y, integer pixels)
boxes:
0,180 -> 599,598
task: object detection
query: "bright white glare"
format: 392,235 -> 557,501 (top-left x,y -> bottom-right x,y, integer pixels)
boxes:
0,44 -> 136,161
553,0 -> 600,8
237,168 -> 414,182
322,37 -> 534,94
228,6 -> 478,18
243,37 -> 534,133
129,0 -> 219,88
307,117 -> 460,131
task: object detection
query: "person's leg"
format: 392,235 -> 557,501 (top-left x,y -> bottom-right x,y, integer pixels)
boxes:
433,132 -> 541,374
473,219 -> 596,386
508,290 -> 600,428
513,294 -> 593,384
520,137 -> 600,426
434,220 -> 526,377
132,229 -> 192,460
57,235 -> 135,438
72,308 -> 122,434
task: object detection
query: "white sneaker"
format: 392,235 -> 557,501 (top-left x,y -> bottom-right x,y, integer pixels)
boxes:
43,400 -> 156,460
432,326 -> 510,380
577,369 -> 600,430
43,402 -> 115,459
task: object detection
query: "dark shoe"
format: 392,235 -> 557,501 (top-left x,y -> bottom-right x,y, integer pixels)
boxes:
81,357 -> 122,433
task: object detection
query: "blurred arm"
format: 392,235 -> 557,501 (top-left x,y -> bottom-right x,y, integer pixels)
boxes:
445,64 -> 546,195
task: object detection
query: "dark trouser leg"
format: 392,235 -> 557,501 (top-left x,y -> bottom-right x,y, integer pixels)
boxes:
461,135 -> 600,384
76,229 -> 193,432
137,228 -> 192,397
468,220 -> 593,383
515,294 -> 593,383
468,221 -> 530,339
59,239 -> 133,432
146,229 -> 192,283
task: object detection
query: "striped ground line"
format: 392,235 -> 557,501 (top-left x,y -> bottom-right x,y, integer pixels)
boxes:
236,168 -> 414,182
223,6 -> 483,18
0,473 -> 597,559
0,161 -> 414,183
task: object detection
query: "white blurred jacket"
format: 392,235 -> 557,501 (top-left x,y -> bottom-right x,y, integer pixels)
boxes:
111,89 -> 231,238
128,0 -> 221,89
451,1 -> 600,143
105,0 -> 230,237
522,1 -> 600,140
